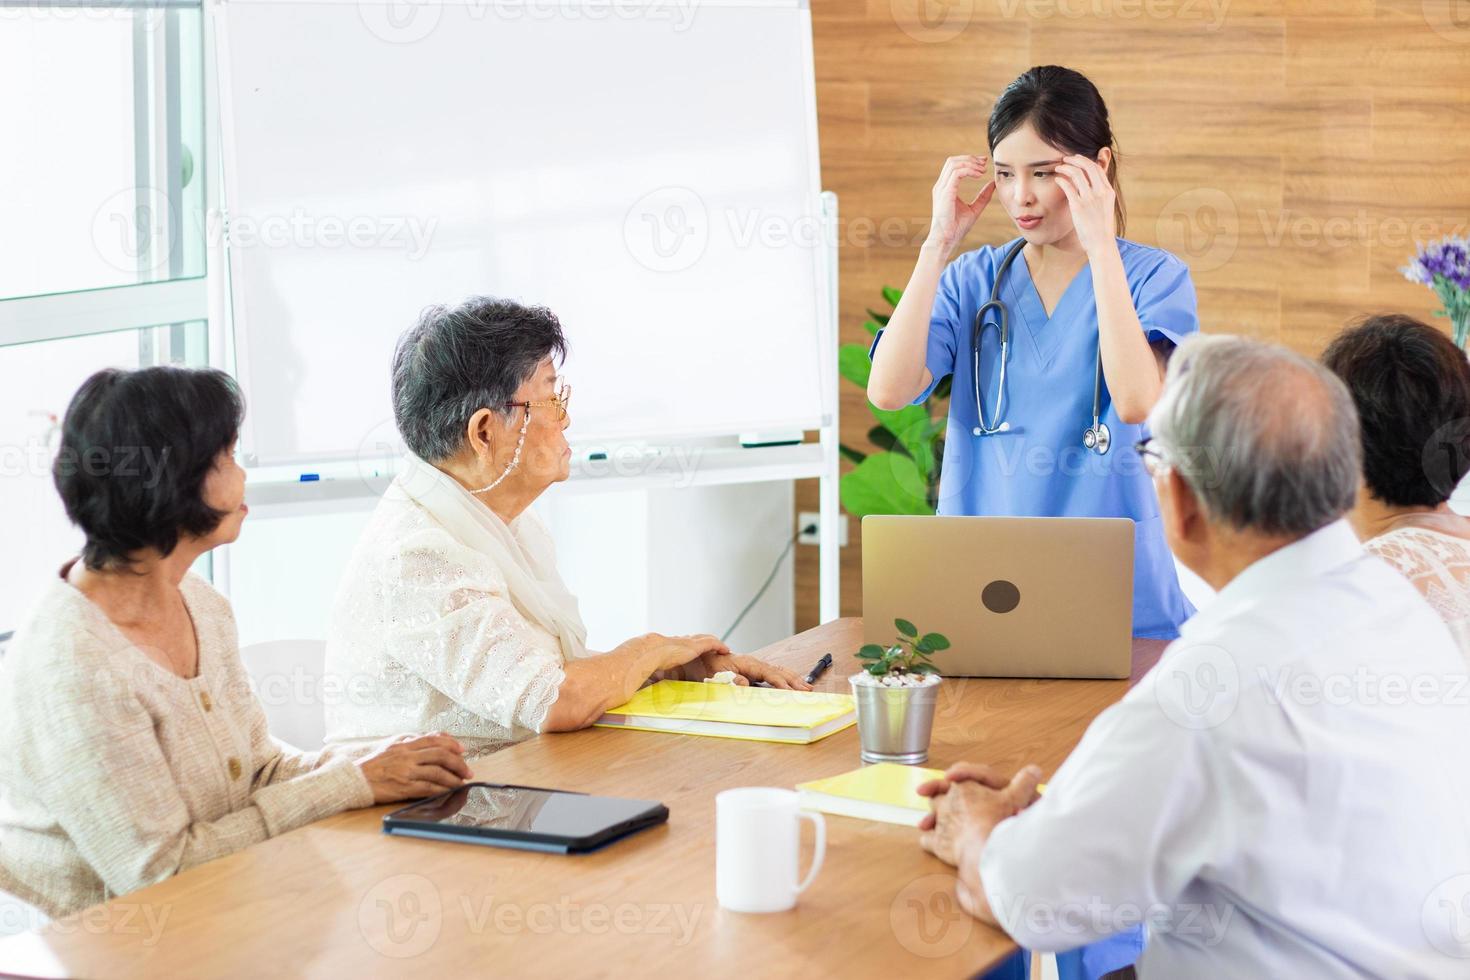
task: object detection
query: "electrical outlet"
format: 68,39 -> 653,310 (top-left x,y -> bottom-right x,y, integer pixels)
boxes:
797,512 -> 848,546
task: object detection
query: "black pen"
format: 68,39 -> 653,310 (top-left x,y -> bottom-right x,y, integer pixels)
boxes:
804,652 -> 833,685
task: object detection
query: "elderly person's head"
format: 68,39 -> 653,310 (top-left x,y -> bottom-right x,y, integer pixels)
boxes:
1321,314 -> 1470,532
392,296 -> 571,510
1143,334 -> 1360,587
55,366 -> 247,569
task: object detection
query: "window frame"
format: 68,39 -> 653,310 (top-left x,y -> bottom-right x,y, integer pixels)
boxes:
0,0 -> 216,359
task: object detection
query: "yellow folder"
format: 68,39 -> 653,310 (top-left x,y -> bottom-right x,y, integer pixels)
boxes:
594,680 -> 856,744
795,762 -> 945,826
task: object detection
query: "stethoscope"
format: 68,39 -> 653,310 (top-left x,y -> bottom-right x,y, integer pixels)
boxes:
969,240 -> 1111,454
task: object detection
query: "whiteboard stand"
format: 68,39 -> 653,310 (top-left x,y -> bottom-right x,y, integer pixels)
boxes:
817,190 -> 841,624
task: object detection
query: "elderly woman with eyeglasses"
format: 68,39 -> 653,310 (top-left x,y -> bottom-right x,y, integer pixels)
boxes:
324,296 -> 806,757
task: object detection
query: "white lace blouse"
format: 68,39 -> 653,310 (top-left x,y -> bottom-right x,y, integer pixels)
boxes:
1365,515 -> 1470,657
323,491 -> 568,757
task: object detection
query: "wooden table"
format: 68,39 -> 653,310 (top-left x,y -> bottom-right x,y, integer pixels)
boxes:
0,619 -> 1166,979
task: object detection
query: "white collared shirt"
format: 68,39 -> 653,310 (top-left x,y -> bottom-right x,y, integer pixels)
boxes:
980,520 -> 1470,978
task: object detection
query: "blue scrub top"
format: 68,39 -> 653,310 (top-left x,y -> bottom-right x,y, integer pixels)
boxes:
871,237 -> 1199,639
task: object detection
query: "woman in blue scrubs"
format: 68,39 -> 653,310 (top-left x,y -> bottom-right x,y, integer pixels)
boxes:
868,66 -> 1198,978
868,65 -> 1196,641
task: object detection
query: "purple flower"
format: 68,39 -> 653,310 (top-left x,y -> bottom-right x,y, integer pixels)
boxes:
1403,235 -> 1470,291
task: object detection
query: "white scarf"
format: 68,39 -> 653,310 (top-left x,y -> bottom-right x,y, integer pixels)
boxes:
393,453 -> 590,660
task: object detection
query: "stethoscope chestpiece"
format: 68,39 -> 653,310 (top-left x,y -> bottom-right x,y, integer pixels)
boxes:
1083,421 -> 1111,455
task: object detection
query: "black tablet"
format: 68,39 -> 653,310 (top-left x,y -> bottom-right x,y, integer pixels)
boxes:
382,782 -> 668,854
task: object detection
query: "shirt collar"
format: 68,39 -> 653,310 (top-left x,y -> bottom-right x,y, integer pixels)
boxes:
1180,519 -> 1364,637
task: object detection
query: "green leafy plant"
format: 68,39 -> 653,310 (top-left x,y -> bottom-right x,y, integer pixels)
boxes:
857,618 -> 951,677
838,285 -> 951,516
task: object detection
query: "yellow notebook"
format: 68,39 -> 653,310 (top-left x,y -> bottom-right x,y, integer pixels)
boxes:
795,762 -> 945,826
594,680 -> 856,744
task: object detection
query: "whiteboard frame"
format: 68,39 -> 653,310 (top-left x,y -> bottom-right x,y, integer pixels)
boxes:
212,0 -> 828,467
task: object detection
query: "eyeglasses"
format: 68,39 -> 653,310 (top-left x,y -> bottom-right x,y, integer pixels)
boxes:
504,380 -> 571,422
1134,437 -> 1169,476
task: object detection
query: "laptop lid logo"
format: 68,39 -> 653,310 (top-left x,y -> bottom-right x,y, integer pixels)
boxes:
982,580 -> 1021,614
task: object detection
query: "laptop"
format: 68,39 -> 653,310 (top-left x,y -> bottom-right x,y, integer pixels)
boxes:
861,515 -> 1135,679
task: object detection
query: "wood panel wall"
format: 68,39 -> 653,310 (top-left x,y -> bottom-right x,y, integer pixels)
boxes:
794,0 -> 1470,631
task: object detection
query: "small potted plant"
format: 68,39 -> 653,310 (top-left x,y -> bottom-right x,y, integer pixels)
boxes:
850,619 -> 950,764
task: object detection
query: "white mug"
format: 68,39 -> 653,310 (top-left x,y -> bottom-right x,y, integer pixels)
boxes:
715,787 -> 826,913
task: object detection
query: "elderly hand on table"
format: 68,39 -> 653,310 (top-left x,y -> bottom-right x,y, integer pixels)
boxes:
693,652 -> 812,690
357,732 -> 473,803
915,763 -> 1044,922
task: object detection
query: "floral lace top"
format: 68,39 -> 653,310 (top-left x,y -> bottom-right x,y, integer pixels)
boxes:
1365,516 -> 1470,658
322,492 -> 567,757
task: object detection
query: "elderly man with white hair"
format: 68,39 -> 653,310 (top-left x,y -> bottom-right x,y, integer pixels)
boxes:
917,334 -> 1470,977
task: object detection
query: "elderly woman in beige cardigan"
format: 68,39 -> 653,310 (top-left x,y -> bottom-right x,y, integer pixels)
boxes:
0,367 -> 471,920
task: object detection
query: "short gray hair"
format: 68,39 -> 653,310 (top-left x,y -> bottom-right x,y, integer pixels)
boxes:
1148,334 -> 1360,537
391,296 -> 567,462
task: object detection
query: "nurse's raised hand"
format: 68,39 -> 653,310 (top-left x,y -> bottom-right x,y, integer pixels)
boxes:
1053,153 -> 1118,258
927,154 -> 996,258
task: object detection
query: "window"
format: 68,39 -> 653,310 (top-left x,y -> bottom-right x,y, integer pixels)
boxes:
0,5 -> 206,301
0,2 -> 209,636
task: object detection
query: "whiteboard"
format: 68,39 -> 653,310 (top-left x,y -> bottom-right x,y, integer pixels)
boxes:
215,0 -> 829,465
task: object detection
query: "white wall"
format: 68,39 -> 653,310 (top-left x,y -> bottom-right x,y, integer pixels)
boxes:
224,481 -> 796,657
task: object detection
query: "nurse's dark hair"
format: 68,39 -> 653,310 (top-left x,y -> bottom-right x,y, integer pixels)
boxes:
392,295 -> 567,462
54,366 -> 244,571
988,66 -> 1125,236
1321,313 -> 1470,508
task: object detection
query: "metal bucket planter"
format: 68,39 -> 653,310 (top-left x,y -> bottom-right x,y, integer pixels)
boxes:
849,676 -> 941,765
